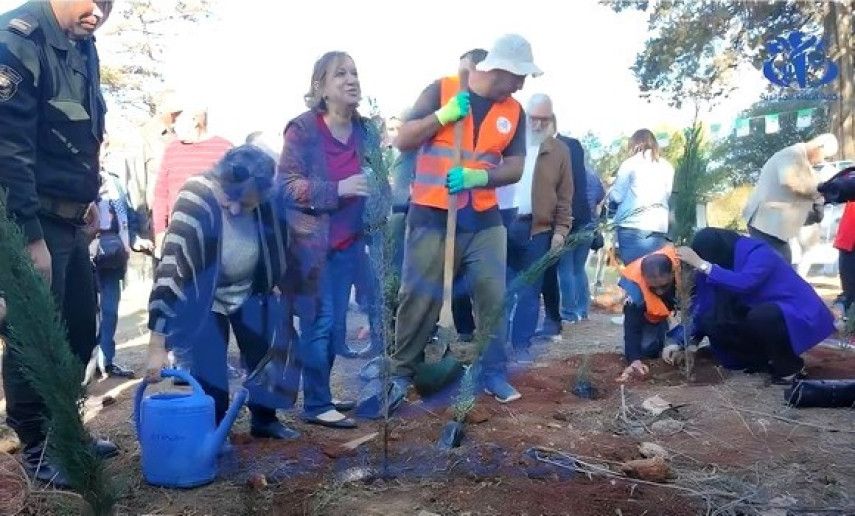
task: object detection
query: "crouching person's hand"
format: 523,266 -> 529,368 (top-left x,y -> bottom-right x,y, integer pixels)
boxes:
617,360 -> 649,382
145,332 -> 169,383
661,343 -> 684,366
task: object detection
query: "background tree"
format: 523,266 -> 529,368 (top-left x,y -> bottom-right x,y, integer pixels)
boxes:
99,0 -> 214,121
607,0 -> 853,158
581,133 -> 630,183
708,97 -> 830,188
671,117 -> 709,244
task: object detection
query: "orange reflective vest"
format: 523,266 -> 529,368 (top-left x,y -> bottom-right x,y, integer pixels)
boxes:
411,76 -> 522,211
619,245 -> 680,324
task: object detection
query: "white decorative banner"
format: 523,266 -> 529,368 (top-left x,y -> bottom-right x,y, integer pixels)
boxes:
765,113 -> 780,134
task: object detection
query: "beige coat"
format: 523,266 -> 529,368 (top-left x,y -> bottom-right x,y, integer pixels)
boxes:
743,143 -> 819,241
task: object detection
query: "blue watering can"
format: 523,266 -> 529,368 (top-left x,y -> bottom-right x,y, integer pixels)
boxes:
134,368 -> 247,488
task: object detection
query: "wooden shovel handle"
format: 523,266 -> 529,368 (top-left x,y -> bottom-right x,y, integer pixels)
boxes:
438,69 -> 469,329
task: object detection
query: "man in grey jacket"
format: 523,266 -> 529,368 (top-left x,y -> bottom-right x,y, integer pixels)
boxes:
743,133 -> 838,263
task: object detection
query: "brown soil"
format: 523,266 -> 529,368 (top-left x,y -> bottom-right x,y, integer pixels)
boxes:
4,277 -> 855,515
803,344 -> 855,378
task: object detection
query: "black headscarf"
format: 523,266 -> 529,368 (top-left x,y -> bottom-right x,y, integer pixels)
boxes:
690,227 -> 741,270
690,227 -> 748,331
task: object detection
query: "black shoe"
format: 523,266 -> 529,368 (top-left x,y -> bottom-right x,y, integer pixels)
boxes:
332,399 -> 356,412
106,363 -> 135,378
771,368 -> 807,386
91,438 -> 119,459
250,418 -> 300,440
535,319 -> 561,338
22,444 -> 71,488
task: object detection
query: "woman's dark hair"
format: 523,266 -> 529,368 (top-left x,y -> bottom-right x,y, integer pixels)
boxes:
628,128 -> 660,162
212,145 -> 276,201
304,51 -> 351,112
691,227 -> 740,270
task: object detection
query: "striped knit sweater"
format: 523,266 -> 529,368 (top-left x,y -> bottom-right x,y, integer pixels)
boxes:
147,174 -> 287,341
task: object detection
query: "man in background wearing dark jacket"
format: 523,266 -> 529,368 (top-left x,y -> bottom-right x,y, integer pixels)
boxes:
541,128 -> 591,338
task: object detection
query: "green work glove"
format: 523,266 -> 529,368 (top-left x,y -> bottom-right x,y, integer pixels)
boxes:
446,166 -> 488,194
434,91 -> 471,126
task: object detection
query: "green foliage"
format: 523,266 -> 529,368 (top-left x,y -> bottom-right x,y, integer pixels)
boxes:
584,134 -> 629,181
708,98 -> 830,187
0,194 -> 116,515
671,119 -> 709,245
452,366 -> 476,423
605,0 -> 824,107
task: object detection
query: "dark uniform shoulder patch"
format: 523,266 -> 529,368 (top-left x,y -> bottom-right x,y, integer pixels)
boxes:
7,14 -> 38,37
0,64 -> 23,101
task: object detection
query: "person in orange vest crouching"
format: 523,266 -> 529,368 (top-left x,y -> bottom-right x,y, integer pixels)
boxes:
616,245 -> 682,382
366,34 -> 543,413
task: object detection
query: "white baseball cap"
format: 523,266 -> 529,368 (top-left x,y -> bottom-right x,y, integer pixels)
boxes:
476,34 -> 543,78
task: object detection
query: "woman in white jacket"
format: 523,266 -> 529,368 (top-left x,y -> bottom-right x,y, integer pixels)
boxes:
609,129 -> 675,263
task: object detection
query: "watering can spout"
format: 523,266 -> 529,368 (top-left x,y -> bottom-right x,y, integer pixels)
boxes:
205,387 -> 248,459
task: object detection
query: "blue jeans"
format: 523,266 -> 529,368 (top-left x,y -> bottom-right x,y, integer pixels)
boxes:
558,227 -> 595,321
298,240 -> 369,417
507,217 -> 550,349
96,267 -> 123,365
616,227 -> 668,264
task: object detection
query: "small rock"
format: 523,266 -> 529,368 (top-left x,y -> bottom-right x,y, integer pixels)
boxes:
337,466 -> 376,484
247,473 -> 267,490
641,395 -> 672,416
466,405 -> 491,425
638,442 -> 669,459
650,418 -> 684,435
388,430 -> 402,441
417,511 -> 440,516
322,443 -> 357,459
626,420 -> 646,438
0,436 -> 21,454
101,395 -> 116,407
619,456 -> 671,482
553,411 -> 571,422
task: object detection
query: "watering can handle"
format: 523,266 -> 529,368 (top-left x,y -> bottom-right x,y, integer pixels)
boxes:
133,368 -> 207,438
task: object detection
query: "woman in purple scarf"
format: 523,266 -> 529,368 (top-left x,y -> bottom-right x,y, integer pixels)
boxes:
677,228 -> 834,384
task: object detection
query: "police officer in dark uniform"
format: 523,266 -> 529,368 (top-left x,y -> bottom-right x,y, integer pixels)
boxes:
0,0 -> 116,486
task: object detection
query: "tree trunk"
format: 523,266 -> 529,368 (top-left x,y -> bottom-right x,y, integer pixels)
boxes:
825,1 -> 854,159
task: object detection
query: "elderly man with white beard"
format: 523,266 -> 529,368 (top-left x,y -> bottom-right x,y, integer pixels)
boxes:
506,94 -> 573,364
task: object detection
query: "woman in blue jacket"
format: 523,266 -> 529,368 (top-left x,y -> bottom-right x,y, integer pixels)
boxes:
677,228 -> 835,384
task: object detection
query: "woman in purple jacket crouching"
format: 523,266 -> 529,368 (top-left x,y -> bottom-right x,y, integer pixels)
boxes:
677,228 -> 834,384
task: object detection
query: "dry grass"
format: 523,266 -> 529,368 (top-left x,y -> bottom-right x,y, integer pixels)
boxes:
705,186 -> 752,231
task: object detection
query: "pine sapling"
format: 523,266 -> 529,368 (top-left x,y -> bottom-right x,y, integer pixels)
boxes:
676,264 -> 696,381
0,193 -> 117,515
